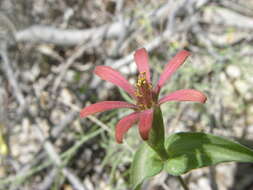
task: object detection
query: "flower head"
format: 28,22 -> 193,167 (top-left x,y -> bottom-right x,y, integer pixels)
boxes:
80,48 -> 207,143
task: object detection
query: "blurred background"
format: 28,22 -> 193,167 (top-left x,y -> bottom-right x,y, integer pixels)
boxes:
0,0 -> 253,189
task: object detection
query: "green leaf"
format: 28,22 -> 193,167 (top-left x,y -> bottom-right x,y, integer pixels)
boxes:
164,132 -> 253,176
147,106 -> 168,161
130,143 -> 163,190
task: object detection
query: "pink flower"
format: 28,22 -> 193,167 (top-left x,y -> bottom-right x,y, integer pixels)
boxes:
80,48 -> 207,143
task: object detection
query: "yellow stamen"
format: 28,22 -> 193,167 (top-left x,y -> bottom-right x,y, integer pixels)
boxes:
134,71 -> 154,111
135,91 -> 143,97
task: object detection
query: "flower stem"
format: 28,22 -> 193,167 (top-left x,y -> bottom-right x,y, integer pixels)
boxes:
146,141 -> 168,161
177,176 -> 189,190
147,106 -> 168,161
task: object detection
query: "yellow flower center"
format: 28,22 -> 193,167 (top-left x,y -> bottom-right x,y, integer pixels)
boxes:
135,72 -> 154,110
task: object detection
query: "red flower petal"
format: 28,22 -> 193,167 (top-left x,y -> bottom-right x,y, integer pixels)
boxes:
94,66 -> 136,98
134,48 -> 151,82
138,109 -> 153,140
115,112 -> 140,143
156,50 -> 190,92
158,89 -> 207,105
80,101 -> 137,118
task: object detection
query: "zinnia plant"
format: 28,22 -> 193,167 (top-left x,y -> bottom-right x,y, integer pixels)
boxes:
80,49 -> 206,143
80,48 -> 253,190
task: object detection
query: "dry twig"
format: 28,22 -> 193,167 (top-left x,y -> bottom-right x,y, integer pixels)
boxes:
35,121 -> 88,190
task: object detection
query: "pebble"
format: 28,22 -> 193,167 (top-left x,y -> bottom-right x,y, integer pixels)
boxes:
226,65 -> 241,79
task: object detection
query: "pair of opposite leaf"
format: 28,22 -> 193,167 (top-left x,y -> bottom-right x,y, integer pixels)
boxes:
80,48 -> 207,143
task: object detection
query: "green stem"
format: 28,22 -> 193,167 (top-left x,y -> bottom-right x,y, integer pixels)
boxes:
146,141 -> 168,161
147,106 -> 168,161
177,176 -> 189,190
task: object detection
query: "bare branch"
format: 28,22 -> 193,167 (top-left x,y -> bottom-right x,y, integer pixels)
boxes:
14,3 -> 173,46
35,122 -> 88,190
0,46 -> 25,111
52,44 -> 90,92
15,22 -> 129,46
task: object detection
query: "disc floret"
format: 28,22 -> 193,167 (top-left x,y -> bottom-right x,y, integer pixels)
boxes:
135,72 -> 154,110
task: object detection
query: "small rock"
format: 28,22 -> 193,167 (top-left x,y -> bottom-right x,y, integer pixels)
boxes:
234,80 -> 249,94
65,70 -> 75,83
50,109 -> 64,125
226,65 -> 241,79
198,178 -> 211,190
60,88 -> 73,105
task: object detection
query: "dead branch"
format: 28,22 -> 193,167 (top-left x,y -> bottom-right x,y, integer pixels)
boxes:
35,121 -> 88,190
14,2 -> 172,46
52,44 -> 90,92
15,22 -> 128,46
0,45 -> 25,111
